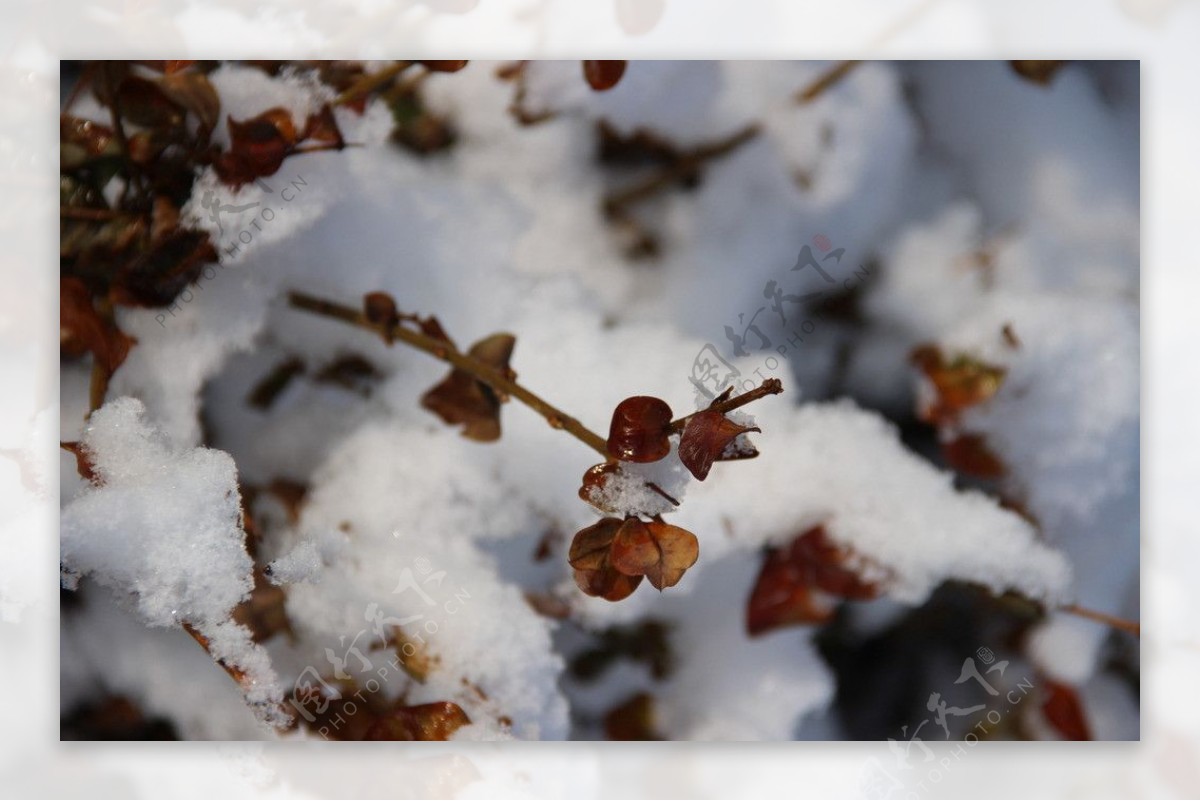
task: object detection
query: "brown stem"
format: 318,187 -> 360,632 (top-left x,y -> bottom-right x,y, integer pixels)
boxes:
795,60 -> 864,104
667,378 -> 784,434
602,123 -> 761,214
183,623 -> 294,729
287,290 -> 610,456
1059,603 -> 1140,638
334,61 -> 412,106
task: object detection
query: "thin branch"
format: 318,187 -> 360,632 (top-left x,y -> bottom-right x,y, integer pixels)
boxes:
287,290 -> 611,456
795,60 -> 864,104
182,623 -> 294,729
602,123 -> 761,214
334,61 -> 412,106
1059,603 -> 1140,638
668,378 -> 784,434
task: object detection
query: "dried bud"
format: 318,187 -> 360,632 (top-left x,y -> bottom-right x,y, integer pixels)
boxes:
583,60 -> 628,91
606,396 -> 672,463
579,462 -> 620,507
363,291 -> 399,341
678,410 -> 761,481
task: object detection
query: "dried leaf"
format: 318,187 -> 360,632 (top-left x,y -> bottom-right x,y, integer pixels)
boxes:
60,277 -> 135,374
117,76 -> 185,128
420,333 -> 517,442
746,526 -> 884,635
610,518 -> 699,591
606,395 -> 672,463
61,116 -> 119,169
911,345 -> 1006,425
419,60 -> 470,73
1041,679 -> 1092,740
583,60 -> 628,91
678,409 -> 761,481
215,107 -> 298,186
942,433 -> 1006,479
363,701 -> 471,741
573,561 -> 644,602
301,104 -> 345,149
604,692 -> 661,740
108,228 -> 216,307
578,461 -> 619,509
568,517 -> 623,572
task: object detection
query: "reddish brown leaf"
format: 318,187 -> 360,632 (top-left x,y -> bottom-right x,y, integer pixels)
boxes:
109,228 -> 216,307
1041,679 -> 1092,740
609,518 -> 699,591
61,277 -> 135,374
604,692 -> 661,740
573,562 -> 644,602
419,60 -> 470,73
301,104 -> 346,149
583,60 -> 628,91
420,333 -> 516,442
942,433 -> 1006,479
678,410 -> 761,481
568,517 -> 623,571
363,701 -> 471,741
578,461 -> 620,508
609,517 -> 660,575
215,108 -> 297,186
746,526 -> 884,635
911,345 -> 1006,425
60,441 -> 99,485
606,395 -> 672,463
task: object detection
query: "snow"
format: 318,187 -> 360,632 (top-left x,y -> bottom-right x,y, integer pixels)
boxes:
60,60 -> 1138,740
60,397 -> 287,726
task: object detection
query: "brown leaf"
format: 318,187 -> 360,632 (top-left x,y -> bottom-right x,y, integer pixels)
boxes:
419,60 -> 470,73
612,519 -> 699,591
583,60 -> 628,91
942,433 -> 1006,479
678,409 -> 761,481
363,701 -> 471,741
606,396 -> 672,463
420,333 -> 516,442
911,345 -> 1006,425
116,76 -> 185,128
746,526 -> 884,635
215,108 -> 298,186
231,568 -> 293,643
573,562 -> 644,602
578,461 -> 619,510
301,104 -> 345,149
1041,679 -> 1092,740
109,228 -> 216,307
604,692 -> 661,740
60,277 -> 135,374
568,517 -> 623,572
1010,60 -> 1067,86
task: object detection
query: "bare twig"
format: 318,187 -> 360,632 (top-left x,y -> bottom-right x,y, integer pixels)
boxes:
1059,603 -> 1140,638
795,60 -> 864,104
287,290 -> 611,456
